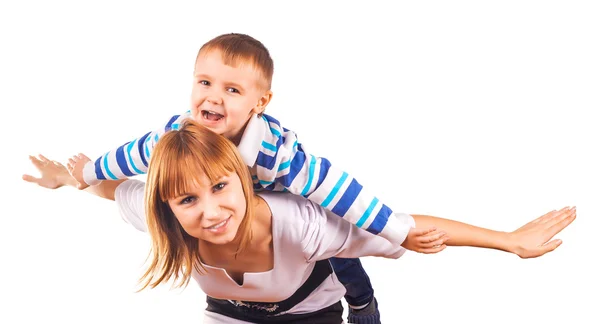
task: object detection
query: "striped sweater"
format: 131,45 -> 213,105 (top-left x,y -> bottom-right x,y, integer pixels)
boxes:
81,112 -> 411,245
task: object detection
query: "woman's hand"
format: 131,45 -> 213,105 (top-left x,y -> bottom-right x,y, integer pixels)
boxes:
22,154 -> 77,189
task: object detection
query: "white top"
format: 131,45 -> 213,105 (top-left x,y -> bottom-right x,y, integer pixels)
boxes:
115,179 -> 415,322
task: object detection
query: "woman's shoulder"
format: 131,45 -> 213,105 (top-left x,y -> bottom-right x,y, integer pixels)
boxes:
258,192 -> 328,236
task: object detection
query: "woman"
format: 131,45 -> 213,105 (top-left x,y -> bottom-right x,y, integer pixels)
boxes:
23,120 -> 575,323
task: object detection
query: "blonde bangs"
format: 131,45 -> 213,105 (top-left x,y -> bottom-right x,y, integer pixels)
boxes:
154,130 -> 242,202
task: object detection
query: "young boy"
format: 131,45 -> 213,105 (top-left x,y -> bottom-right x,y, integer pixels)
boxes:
68,33 -> 447,324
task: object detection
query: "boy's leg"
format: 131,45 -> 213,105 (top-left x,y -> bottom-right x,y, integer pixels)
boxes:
329,257 -> 380,324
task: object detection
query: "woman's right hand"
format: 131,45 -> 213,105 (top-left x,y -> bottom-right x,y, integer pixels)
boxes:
22,154 -> 78,189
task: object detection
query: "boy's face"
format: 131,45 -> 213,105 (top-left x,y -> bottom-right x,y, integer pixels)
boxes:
191,49 -> 272,143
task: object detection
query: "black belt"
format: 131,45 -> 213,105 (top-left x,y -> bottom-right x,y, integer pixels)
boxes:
206,259 -> 342,323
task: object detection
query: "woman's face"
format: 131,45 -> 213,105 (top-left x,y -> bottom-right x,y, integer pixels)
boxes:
167,171 -> 247,245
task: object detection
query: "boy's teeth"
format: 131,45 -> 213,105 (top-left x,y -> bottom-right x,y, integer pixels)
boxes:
203,110 -> 224,121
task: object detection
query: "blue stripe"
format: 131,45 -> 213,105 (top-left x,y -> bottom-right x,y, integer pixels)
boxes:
321,172 -> 348,208
127,141 -> 144,174
261,141 -> 277,152
259,180 -> 273,185
262,114 -> 280,126
301,156 -> 316,196
115,145 -> 134,177
366,204 -> 393,235
102,153 -> 118,180
256,151 -> 276,171
278,160 -> 291,172
144,136 -> 151,161
165,115 -> 179,132
271,127 -> 281,137
270,127 -> 281,137
275,151 -> 306,187
138,132 -> 150,167
94,157 -> 107,180
315,158 -> 331,189
356,197 -> 379,228
264,182 -> 277,191
331,179 -> 362,218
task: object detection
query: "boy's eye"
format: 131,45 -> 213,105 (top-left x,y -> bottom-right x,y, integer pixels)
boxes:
227,87 -> 239,93
200,80 -> 210,86
213,182 -> 227,192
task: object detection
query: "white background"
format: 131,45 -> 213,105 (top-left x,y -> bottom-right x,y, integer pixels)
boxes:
2,1 -> 598,323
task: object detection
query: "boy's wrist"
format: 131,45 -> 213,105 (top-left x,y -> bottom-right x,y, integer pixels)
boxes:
82,161 -> 100,186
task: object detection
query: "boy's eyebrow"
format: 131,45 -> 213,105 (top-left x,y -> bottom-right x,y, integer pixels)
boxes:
224,81 -> 246,91
193,73 -> 211,79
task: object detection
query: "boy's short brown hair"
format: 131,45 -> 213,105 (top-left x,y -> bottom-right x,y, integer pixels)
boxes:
197,33 -> 274,90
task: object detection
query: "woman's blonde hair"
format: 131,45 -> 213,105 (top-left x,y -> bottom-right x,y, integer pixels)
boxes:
139,119 -> 255,290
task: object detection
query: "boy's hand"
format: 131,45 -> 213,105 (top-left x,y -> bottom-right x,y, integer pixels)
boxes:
401,227 -> 449,254
67,153 -> 92,190
22,154 -> 78,189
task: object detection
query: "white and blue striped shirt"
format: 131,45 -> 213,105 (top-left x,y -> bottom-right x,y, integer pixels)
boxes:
82,112 -> 411,245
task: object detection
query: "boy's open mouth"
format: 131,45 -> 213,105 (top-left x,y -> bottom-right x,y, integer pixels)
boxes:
202,110 -> 224,122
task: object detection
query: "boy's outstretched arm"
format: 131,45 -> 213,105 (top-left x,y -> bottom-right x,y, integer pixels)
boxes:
253,115 -> 433,248
69,112 -> 191,189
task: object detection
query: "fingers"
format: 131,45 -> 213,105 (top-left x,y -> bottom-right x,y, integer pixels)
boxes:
22,174 -> 40,184
38,154 -> 50,163
417,230 -> 447,244
77,153 -> 92,162
419,244 -> 447,254
67,155 -> 79,171
28,155 -> 44,169
545,207 -> 576,238
532,207 -> 569,225
419,236 -> 449,249
534,239 -> 563,258
412,227 -> 437,237
539,206 -> 573,226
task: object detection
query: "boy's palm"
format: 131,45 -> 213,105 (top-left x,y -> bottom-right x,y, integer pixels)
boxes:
402,227 -> 449,254
67,153 -> 91,190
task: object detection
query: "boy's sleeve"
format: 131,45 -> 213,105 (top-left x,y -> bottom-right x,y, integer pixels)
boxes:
298,199 -> 413,262
82,112 -> 191,186
255,116 -> 412,246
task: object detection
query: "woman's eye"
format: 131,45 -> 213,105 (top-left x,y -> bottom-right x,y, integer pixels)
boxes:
180,196 -> 195,205
213,182 -> 227,192
200,80 -> 210,85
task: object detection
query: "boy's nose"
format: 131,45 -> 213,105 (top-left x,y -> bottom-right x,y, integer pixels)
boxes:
206,90 -> 223,105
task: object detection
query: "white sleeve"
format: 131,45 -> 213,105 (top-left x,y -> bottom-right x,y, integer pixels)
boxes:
300,200 -> 415,262
114,179 -> 148,233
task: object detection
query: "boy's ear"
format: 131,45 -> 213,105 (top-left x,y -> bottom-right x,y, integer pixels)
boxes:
252,90 -> 273,116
